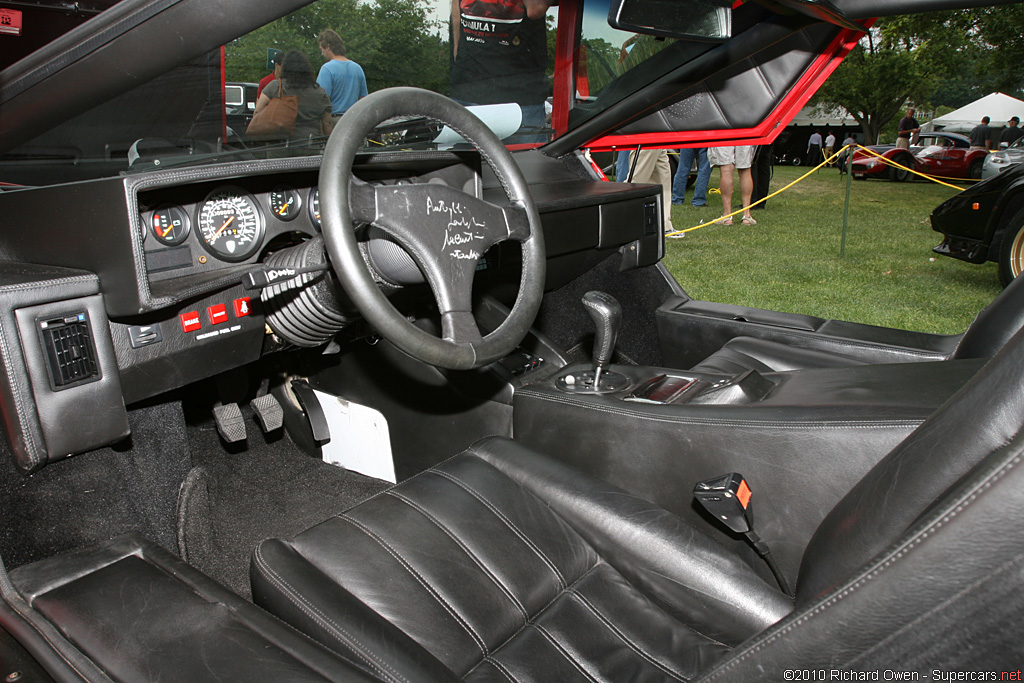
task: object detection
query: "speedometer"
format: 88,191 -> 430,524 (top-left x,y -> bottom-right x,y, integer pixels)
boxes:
196,186 -> 264,262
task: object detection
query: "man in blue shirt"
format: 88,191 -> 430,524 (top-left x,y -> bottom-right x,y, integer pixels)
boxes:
317,29 -> 368,125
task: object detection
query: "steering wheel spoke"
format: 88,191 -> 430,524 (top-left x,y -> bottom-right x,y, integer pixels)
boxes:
442,311 -> 483,344
320,87 -> 545,370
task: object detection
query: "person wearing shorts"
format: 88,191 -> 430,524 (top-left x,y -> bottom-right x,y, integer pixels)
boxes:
708,145 -> 756,225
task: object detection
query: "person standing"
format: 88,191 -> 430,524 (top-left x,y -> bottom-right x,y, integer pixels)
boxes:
317,29 -> 368,126
896,108 -> 920,149
256,51 -> 283,99
806,130 -> 822,166
628,149 -> 674,233
838,132 -> 856,174
672,147 -> 711,207
824,130 -> 836,165
254,50 -> 333,151
709,145 -> 756,226
999,116 -> 1022,147
450,0 -> 552,144
970,116 -> 994,151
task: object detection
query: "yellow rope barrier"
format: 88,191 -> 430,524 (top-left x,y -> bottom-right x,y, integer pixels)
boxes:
663,142 -> 977,238
664,145 -> 850,237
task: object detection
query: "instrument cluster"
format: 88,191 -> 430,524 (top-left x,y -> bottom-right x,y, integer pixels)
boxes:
140,179 -> 325,277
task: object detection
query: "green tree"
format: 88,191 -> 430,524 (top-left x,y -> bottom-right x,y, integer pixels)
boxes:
226,0 -> 449,94
812,23 -> 937,144
813,8 -> 1024,143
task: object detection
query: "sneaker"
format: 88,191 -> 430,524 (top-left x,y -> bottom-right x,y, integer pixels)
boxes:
692,201 -> 707,207
667,231 -> 687,239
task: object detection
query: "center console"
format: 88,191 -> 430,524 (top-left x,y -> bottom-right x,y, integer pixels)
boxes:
513,354 -> 985,583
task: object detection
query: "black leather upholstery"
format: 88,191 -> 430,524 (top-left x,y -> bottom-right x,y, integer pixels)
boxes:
252,439 -> 791,682
254,328 -> 1024,680
8,535 -> 381,682
689,272 -> 1024,375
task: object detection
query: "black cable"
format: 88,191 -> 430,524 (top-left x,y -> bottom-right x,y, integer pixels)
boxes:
746,530 -> 792,596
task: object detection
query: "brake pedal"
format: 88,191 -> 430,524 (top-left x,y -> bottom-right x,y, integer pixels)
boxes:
213,403 -> 247,443
250,393 -> 284,433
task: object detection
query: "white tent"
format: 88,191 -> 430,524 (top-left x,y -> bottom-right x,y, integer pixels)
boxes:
788,104 -> 858,127
930,92 -> 1024,134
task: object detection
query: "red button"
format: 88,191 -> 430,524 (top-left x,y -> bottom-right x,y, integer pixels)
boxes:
179,311 -> 201,333
233,297 -> 251,318
207,304 -> 228,325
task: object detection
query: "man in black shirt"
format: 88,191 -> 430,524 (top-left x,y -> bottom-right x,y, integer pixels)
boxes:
970,116 -> 993,150
1000,116 -> 1023,147
896,108 -> 919,149
450,0 -> 551,144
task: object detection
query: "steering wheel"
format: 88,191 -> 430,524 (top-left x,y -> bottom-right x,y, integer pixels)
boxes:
319,87 -> 546,371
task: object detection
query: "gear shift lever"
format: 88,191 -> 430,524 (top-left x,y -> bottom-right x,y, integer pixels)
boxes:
556,291 -> 629,394
582,290 -> 621,388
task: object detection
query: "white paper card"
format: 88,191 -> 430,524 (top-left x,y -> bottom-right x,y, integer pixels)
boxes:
313,390 -> 396,483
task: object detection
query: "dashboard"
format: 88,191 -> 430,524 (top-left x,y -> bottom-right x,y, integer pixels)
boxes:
0,149 -> 663,472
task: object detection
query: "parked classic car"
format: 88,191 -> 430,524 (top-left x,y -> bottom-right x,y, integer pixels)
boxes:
2,0 -> 1023,681
982,136 -> 1024,179
850,131 -> 988,181
932,159 -> 1024,285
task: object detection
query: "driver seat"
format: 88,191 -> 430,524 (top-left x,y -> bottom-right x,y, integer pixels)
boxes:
251,329 -> 1024,681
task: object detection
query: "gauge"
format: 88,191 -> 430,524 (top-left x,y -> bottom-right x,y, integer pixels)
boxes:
150,206 -> 190,246
196,186 -> 265,262
269,186 -> 301,221
308,187 -> 320,230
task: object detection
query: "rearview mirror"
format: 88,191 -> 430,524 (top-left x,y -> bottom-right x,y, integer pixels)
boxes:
608,0 -> 731,41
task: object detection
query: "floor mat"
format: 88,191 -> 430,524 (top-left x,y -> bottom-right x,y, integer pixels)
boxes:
177,422 -> 390,598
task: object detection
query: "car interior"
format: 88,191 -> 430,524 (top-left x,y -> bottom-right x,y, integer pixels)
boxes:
1,0 -> 1023,680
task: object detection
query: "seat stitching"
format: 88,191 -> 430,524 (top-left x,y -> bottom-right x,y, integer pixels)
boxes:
574,584 -> 729,650
568,588 -> 696,681
252,544 -> 411,683
340,513 -> 490,655
516,390 -> 922,430
845,550 -> 1024,669
8,599 -> 100,682
430,468 -> 568,588
532,622 -> 603,683
699,450 -> 1023,680
482,656 -> 521,683
387,489 -> 530,621
465,562 -> 604,679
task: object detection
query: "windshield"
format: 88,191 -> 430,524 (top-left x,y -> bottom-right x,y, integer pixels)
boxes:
0,0 -> 702,186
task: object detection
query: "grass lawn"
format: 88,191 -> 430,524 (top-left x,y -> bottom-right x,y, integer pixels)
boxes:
662,165 -> 1002,335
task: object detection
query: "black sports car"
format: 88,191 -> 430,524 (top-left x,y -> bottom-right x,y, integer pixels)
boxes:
931,160 -> 1024,285
2,0 -> 1024,681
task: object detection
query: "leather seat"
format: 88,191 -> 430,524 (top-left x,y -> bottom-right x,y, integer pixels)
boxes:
252,328 -> 1024,681
690,270 -> 1024,375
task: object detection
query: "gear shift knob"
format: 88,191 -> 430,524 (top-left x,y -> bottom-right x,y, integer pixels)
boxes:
582,290 -> 622,374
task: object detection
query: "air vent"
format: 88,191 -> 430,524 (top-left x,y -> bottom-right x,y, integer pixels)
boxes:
38,312 -> 100,390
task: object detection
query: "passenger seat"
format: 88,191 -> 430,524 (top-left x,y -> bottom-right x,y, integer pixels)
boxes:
690,272 -> 1024,375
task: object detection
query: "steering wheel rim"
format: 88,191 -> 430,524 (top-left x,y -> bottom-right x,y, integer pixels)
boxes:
320,87 -> 546,370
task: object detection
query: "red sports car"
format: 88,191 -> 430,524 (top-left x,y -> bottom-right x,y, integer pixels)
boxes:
850,131 -> 988,181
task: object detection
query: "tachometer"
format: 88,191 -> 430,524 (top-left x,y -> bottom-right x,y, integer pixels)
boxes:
197,186 -> 264,261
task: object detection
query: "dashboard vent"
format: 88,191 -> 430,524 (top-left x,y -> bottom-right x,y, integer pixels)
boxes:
38,312 -> 100,390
